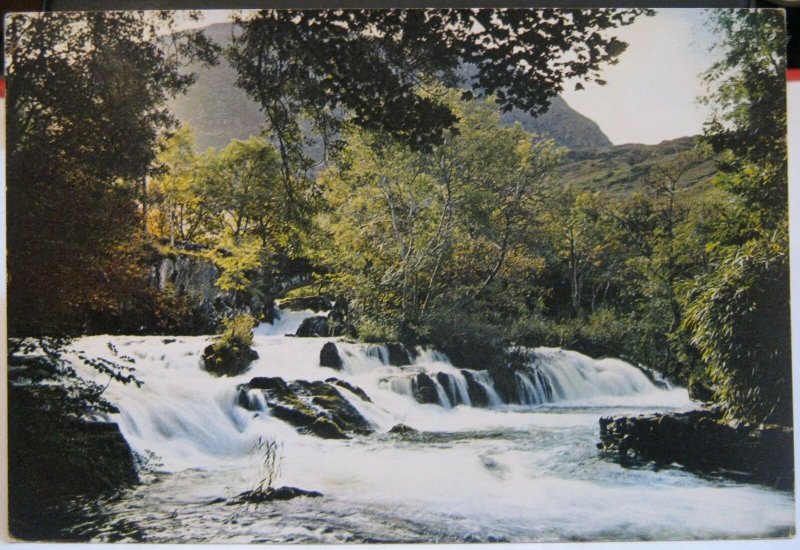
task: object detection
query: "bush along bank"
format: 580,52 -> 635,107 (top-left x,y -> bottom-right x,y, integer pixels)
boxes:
597,406 -> 794,491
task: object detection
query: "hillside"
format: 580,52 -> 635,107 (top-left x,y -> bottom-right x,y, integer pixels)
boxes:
169,22 -> 612,151
556,136 -> 717,195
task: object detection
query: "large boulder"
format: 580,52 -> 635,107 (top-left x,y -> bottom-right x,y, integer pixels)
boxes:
295,316 -> 330,337
8,384 -> 139,540
598,408 -> 794,490
202,342 -> 258,377
320,342 -> 343,370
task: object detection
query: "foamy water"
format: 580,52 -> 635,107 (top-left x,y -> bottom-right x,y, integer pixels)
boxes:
60,311 -> 794,543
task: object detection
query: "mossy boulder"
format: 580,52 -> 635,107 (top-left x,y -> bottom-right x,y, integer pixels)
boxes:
325,377 -> 372,402
203,314 -> 258,377
311,417 -> 349,439
202,342 -> 258,377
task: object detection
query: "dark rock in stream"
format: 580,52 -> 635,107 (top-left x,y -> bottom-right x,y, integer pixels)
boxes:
238,377 -> 373,439
411,373 -> 440,405
320,342 -> 343,370
385,342 -> 413,366
486,362 -> 527,405
295,316 -> 330,337
461,370 -> 490,407
598,408 -> 794,490
388,424 -> 418,436
227,486 -> 323,505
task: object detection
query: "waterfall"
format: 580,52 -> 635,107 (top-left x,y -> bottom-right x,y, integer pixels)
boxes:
65,310 -> 690,470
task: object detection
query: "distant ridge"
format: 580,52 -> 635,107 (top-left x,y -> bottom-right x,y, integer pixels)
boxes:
555,136 -> 716,195
168,22 -> 612,151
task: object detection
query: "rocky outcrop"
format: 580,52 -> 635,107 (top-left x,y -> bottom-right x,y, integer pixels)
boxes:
598,408 -> 794,490
155,253 -> 270,333
238,377 -> 373,439
320,342 -> 344,370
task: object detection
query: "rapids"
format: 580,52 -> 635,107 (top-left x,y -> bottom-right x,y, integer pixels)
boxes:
60,309 -> 794,543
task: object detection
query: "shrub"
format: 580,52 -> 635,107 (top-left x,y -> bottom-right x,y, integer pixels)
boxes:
218,313 -> 256,349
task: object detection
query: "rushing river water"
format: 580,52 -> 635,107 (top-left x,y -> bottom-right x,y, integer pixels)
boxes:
61,309 -> 794,543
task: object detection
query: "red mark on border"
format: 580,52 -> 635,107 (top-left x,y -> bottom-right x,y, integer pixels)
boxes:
789,69 -> 800,82
0,78 -> 5,98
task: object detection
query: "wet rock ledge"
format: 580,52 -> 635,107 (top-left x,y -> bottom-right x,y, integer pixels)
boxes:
598,408 -> 794,490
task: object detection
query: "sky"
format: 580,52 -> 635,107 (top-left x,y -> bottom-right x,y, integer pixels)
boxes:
561,9 -> 720,145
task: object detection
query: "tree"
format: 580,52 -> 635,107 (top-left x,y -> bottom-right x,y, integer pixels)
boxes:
148,126 -> 209,245
682,9 -> 790,424
317,92 -> 559,342
228,9 -> 649,180
541,189 -> 618,314
201,136 -> 309,249
6,11 -> 218,336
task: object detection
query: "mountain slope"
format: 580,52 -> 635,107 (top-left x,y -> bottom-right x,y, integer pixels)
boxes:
556,136 -> 717,195
169,22 -> 612,151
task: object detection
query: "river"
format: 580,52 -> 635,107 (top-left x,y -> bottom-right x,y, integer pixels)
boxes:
60,309 -> 794,543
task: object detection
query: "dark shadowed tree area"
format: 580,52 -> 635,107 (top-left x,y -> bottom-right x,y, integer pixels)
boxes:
6,11 -> 218,337
682,9 -> 791,425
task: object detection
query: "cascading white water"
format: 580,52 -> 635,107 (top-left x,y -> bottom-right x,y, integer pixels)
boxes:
61,309 -> 794,543
66,312 -> 682,468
